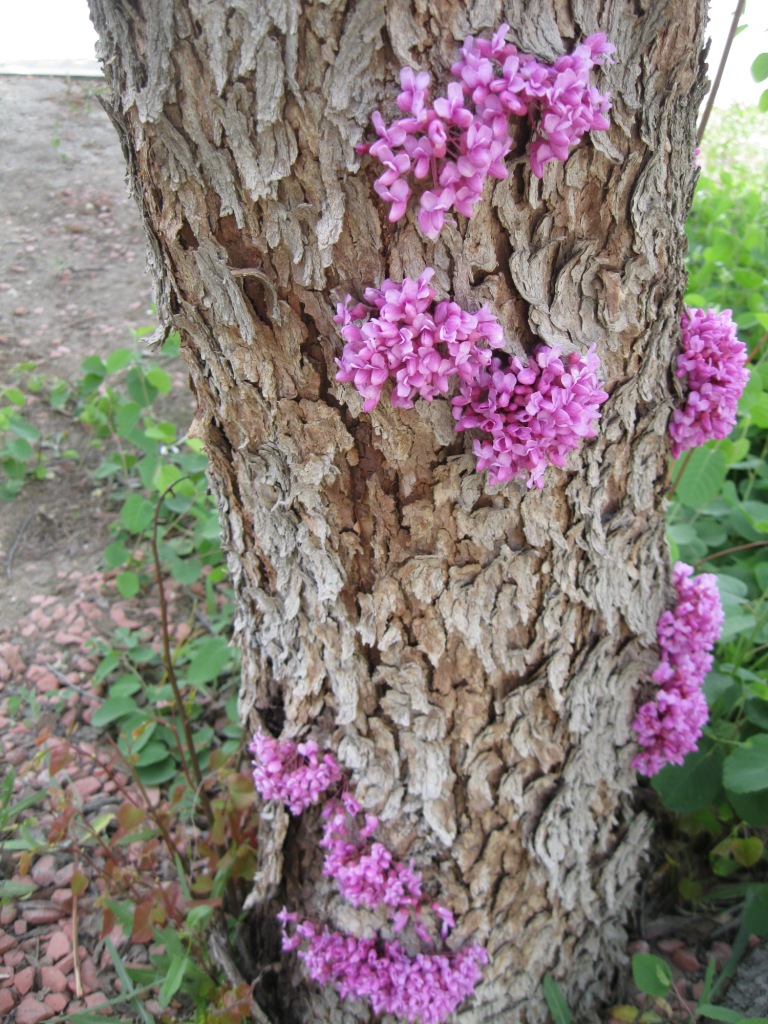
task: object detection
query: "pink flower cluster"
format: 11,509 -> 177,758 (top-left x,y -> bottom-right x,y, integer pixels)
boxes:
632,562 -> 724,777
359,26 -> 614,238
452,344 -> 608,488
277,915 -> 488,1024
320,794 -> 427,918
249,731 -> 342,815
334,269 -> 504,412
669,308 -> 750,460
335,271 -> 609,489
251,733 -> 486,1022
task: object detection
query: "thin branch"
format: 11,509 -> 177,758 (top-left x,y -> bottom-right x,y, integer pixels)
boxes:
698,0 -> 746,145
694,541 -> 768,567
667,449 -> 693,501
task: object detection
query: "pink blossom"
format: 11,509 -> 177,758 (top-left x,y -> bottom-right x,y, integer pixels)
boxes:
452,344 -> 608,488
362,26 -> 614,237
250,731 -> 342,814
335,271 -> 504,411
669,308 -> 750,459
632,563 -> 724,776
279,918 -> 488,1024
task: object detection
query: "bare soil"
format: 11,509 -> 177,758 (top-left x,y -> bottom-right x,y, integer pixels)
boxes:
0,75 -> 168,630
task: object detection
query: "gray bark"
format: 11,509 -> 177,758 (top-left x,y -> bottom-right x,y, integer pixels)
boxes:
86,1 -> 708,1020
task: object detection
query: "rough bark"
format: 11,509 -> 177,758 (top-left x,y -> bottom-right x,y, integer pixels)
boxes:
86,1 -> 708,1020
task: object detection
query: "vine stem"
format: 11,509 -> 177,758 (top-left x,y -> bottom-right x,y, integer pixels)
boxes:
150,481 -> 215,830
667,449 -> 693,501
694,541 -> 768,568
697,0 -> 746,146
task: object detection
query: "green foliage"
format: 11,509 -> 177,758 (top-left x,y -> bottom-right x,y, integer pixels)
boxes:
654,105 -> 768,917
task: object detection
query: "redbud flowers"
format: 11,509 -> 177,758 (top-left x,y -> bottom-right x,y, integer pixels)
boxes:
669,308 -> 750,460
632,563 -> 724,777
335,271 -> 609,489
251,733 -> 487,1023
359,26 -> 615,238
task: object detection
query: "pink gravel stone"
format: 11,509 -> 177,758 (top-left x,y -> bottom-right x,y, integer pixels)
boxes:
13,919 -> 28,935
43,993 -> 68,1013
45,932 -> 71,962
23,906 -> 64,926
31,856 -> 57,887
672,948 -> 701,973
0,989 -> 15,1014
15,997 -> 52,1024
84,991 -> 109,1011
0,932 -> 15,955
72,776 -> 101,800
15,965 -> 35,996
4,950 -> 25,967
51,889 -> 72,910
79,958 -> 99,993
53,864 -> 75,888
657,937 -> 684,952
40,966 -> 67,993
0,905 -> 16,926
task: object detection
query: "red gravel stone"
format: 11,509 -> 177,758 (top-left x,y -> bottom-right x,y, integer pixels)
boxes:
672,948 -> 701,973
40,966 -> 68,993
0,905 -> 16,926
15,965 -> 36,996
53,864 -> 75,888
51,889 -> 73,910
45,932 -> 71,962
31,855 -> 57,888
43,993 -> 68,1013
85,991 -> 109,1011
15,997 -> 52,1024
71,776 -> 101,800
657,937 -> 684,953
23,905 -> 65,925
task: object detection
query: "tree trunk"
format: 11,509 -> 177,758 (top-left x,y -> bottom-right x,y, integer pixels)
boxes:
87,1 -> 708,1020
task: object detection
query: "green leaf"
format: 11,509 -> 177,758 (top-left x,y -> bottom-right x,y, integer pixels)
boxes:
146,367 -> 172,394
103,540 -> 130,569
120,494 -> 156,534
760,87 -> 768,113
116,571 -> 140,599
723,736 -> 768,793
3,387 -> 26,406
542,974 -> 573,1024
137,758 -> 177,785
751,52 -> 768,83
90,696 -> 141,728
631,953 -> 672,997
0,880 -> 37,899
750,394 -> 768,430
158,954 -> 187,1006
184,636 -> 232,686
696,1006 -> 752,1023
114,401 -> 143,436
651,742 -> 724,813
8,417 -> 40,442
106,348 -> 136,374
674,447 -> 728,510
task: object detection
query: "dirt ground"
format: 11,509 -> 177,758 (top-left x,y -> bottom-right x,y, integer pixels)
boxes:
0,75 -> 173,632
1,73 -> 766,1024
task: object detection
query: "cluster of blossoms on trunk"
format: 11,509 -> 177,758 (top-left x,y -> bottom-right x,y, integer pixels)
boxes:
251,734 -> 487,1023
359,26 -> 614,238
335,271 -> 608,488
669,308 -> 750,459
632,563 -> 724,777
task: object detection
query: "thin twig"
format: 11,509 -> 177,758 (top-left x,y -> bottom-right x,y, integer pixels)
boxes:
6,510 -> 39,579
42,663 -> 104,703
150,482 -> 215,829
694,540 -> 768,567
72,856 -> 83,998
697,0 -> 746,145
667,449 -> 693,501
